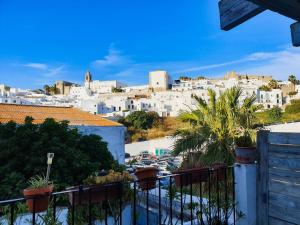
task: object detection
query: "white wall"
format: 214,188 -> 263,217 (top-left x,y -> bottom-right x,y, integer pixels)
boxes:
125,136 -> 174,156
74,125 -> 126,164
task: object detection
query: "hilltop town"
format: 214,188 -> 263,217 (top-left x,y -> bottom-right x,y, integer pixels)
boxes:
1,71 -> 299,119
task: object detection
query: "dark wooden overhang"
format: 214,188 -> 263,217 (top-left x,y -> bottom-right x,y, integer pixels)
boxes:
219,0 -> 300,46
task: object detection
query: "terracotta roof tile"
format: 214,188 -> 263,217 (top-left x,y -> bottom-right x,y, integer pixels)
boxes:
0,104 -> 122,127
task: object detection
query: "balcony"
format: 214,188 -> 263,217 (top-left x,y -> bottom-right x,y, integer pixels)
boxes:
0,166 -> 235,225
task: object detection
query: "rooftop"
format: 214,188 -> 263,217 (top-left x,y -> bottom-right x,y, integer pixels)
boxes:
0,104 -> 122,127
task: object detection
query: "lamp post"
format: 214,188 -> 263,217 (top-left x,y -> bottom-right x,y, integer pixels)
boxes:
46,153 -> 54,183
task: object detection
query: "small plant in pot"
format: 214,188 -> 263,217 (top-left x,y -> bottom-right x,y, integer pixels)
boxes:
68,170 -> 133,205
172,160 -> 209,187
23,153 -> 54,213
234,130 -> 256,164
135,167 -> 158,190
23,175 -> 54,213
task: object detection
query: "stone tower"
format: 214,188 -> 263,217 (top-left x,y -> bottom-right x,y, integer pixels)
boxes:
85,71 -> 92,89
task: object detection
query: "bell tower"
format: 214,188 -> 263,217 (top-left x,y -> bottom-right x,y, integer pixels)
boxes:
85,71 -> 92,89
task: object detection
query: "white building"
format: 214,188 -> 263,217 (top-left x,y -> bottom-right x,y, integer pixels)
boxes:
84,71 -> 127,94
149,71 -> 172,91
257,89 -> 283,109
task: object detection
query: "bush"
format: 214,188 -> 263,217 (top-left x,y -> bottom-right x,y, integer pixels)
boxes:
268,106 -> 283,121
125,111 -> 159,130
0,117 -> 120,199
285,99 -> 300,114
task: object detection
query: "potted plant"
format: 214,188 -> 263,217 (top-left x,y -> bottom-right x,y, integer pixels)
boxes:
23,175 -> 54,213
135,167 -> 158,190
67,170 -> 133,205
172,161 -> 210,187
23,153 -> 55,213
211,162 -> 227,181
234,130 -> 256,164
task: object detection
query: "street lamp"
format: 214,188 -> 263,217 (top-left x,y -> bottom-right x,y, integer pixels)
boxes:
46,153 -> 54,183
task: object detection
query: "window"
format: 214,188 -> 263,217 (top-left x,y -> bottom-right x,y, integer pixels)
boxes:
128,105 -> 130,109
156,82 -> 159,85
113,107 -> 116,111
119,107 -> 121,111
132,105 -> 134,109
276,94 -> 279,98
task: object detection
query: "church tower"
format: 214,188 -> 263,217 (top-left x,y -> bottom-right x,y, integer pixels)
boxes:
85,71 -> 92,89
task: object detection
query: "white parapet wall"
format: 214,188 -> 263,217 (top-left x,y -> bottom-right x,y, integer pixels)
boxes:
234,163 -> 257,225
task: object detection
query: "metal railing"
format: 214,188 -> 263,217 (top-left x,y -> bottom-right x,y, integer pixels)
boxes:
0,166 -> 235,225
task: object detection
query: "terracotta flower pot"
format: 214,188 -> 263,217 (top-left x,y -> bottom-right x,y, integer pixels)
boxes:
173,167 -> 209,187
135,167 -> 158,190
23,185 -> 53,213
235,147 -> 256,164
67,183 -> 122,206
212,163 -> 227,181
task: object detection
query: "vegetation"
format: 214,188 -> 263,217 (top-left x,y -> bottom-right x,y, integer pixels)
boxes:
235,130 -> 255,147
288,74 -> 298,85
111,87 -> 124,93
259,79 -> 280,91
84,170 -> 133,185
124,111 -> 158,130
173,87 -> 261,165
118,114 -> 184,143
285,99 -> 300,114
27,175 -> 50,189
0,117 -> 120,199
179,76 -> 192,81
268,106 -> 283,121
43,84 -> 58,95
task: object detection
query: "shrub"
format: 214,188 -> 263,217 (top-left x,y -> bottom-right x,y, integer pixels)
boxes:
0,117 -> 120,199
285,99 -> 300,114
268,106 -> 283,121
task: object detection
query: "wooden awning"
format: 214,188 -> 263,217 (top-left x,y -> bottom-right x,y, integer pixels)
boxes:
219,0 -> 300,46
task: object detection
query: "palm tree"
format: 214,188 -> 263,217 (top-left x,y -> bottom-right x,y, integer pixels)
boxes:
288,75 -> 297,85
173,87 -> 261,165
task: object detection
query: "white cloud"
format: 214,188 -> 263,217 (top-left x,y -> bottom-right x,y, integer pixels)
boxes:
91,44 -> 132,68
23,63 -> 48,70
239,47 -> 300,79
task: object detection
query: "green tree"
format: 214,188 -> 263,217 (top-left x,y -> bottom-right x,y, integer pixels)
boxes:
288,75 -> 297,85
125,111 -> 154,130
268,79 -> 280,89
0,117 -> 120,199
43,85 -> 51,95
112,87 -> 124,93
268,106 -> 283,121
173,87 -> 261,165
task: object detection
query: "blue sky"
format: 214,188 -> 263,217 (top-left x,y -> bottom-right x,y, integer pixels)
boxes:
0,0 -> 299,89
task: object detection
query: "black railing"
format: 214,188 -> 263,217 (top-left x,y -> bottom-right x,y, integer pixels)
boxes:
0,166 -> 236,225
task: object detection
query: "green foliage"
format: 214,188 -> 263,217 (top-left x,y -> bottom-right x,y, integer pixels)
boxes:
27,175 -> 49,189
179,76 -> 192,81
268,106 -> 283,121
173,87 -> 260,165
288,75 -> 298,85
234,130 -> 255,147
285,99 -> 300,114
268,79 -> 280,89
0,117 -> 120,199
258,85 -> 271,91
111,87 -> 124,93
125,111 -> 159,130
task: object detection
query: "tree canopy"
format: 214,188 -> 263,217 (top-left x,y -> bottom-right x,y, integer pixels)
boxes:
173,87 -> 261,165
124,111 -> 159,130
0,117 -> 120,199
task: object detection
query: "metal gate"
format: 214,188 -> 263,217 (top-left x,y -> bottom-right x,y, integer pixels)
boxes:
257,130 -> 300,225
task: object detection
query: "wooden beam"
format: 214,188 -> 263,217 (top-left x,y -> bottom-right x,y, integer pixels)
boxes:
291,22 -> 300,47
248,0 -> 300,21
219,0 -> 265,31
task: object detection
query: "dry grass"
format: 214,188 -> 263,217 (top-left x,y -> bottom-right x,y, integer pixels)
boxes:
130,117 -> 185,142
